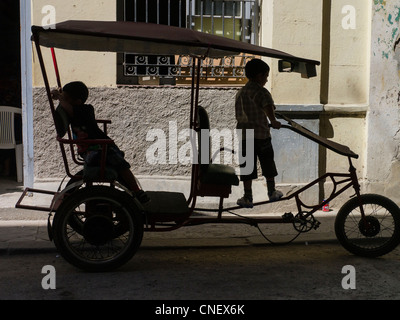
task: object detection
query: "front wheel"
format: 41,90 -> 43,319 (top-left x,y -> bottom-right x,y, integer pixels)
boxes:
335,194 -> 400,257
52,186 -> 143,272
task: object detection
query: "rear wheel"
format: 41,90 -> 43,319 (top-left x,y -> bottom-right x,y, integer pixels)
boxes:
53,186 -> 143,272
335,194 -> 400,257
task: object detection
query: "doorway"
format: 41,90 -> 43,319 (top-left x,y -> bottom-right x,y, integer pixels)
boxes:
0,0 -> 22,182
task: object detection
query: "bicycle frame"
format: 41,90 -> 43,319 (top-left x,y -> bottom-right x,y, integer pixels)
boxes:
142,156 -> 363,232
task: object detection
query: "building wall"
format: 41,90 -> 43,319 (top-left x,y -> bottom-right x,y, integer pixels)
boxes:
29,1 -> 400,208
366,0 -> 400,204
327,0 -> 370,105
31,0 -> 116,87
269,0 -> 323,105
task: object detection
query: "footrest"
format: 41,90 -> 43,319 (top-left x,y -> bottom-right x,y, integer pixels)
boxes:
144,191 -> 189,222
15,187 -> 59,212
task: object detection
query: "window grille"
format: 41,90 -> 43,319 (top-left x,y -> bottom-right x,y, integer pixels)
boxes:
117,0 -> 259,85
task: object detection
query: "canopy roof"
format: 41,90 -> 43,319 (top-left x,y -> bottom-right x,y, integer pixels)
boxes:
32,20 -> 320,66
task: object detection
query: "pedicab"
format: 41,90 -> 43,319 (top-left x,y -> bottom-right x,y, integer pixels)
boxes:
16,20 -> 400,271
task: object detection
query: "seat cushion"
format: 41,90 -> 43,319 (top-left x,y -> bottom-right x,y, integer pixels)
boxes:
200,164 -> 239,186
144,191 -> 189,222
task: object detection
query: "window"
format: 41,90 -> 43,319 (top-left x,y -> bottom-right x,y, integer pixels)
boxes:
117,0 -> 259,85
190,0 -> 258,43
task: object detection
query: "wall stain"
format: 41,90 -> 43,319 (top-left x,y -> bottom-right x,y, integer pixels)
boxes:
374,0 -> 387,12
376,1 -> 400,59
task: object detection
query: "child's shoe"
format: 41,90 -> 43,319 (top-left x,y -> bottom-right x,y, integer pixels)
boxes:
237,196 -> 253,208
268,190 -> 283,202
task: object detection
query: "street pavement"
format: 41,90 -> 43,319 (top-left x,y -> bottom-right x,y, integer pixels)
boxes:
1,178 -> 400,301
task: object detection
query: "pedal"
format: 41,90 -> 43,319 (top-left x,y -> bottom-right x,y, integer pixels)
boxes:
312,219 -> 321,230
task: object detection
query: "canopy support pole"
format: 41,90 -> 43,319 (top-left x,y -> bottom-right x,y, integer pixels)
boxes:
188,57 -> 202,206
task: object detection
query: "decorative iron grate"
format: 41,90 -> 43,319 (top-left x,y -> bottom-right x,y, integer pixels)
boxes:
119,0 -> 259,84
123,54 -> 255,79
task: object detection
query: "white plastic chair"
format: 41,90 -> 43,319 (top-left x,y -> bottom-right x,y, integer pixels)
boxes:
0,106 -> 23,182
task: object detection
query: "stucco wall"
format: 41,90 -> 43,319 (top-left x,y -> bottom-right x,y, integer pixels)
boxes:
366,0 -> 400,205
33,86 -> 323,186
33,85 -> 324,207
33,86 -> 239,179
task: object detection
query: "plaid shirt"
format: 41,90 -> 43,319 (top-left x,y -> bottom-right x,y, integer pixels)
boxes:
235,81 -> 275,139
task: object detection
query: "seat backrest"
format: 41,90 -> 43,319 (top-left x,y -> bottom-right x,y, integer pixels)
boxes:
197,106 -> 211,169
53,104 -> 114,179
0,106 -> 21,149
54,105 -> 71,138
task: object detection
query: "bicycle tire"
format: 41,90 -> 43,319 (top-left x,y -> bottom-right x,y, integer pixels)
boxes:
53,185 -> 143,272
335,194 -> 400,257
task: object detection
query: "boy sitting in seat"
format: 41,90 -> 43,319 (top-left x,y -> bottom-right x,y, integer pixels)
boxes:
235,59 -> 283,208
51,81 -> 149,204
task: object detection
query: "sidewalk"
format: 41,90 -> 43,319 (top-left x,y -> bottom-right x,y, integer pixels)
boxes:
0,177 -> 338,254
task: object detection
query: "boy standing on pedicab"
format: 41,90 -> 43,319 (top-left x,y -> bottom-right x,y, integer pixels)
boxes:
235,58 -> 283,208
51,81 -> 150,204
